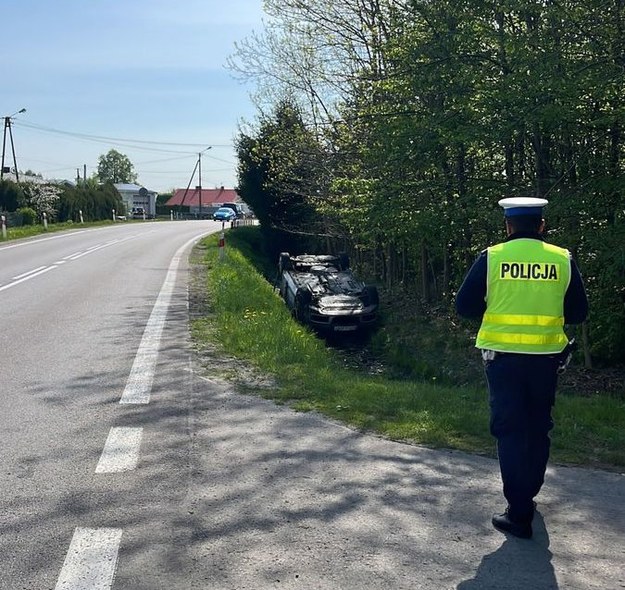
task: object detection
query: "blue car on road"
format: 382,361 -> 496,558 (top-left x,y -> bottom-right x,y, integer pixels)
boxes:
213,207 -> 237,222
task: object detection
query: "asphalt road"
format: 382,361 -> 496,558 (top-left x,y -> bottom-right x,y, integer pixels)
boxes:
0,220 -> 217,589
0,221 -> 623,589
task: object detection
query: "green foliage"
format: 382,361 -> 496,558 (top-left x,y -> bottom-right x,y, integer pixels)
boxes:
57,182 -> 124,222
226,226 -> 277,280
97,149 -> 137,184
233,0 -> 625,367
0,179 -> 23,212
17,207 -> 37,225
156,192 -> 172,205
578,223 -> 625,363
236,99 -> 328,259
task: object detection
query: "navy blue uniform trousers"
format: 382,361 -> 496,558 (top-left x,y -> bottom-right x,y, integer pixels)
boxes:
484,352 -> 560,523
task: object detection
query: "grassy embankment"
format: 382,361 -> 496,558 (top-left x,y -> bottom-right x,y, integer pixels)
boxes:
191,227 -> 625,471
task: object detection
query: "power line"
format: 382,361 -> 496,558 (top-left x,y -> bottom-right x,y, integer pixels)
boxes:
141,168 -> 235,174
134,153 -> 236,166
13,119 -> 238,164
7,118 -> 238,188
133,154 -> 197,166
13,119 -> 233,150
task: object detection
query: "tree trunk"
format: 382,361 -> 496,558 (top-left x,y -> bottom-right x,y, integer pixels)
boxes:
421,241 -> 429,303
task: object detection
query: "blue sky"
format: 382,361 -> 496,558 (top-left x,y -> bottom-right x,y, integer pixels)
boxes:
1,0 -> 265,192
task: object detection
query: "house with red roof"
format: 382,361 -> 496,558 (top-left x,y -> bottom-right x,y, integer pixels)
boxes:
165,186 -> 242,217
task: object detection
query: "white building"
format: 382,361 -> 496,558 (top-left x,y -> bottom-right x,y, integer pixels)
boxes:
113,183 -> 158,217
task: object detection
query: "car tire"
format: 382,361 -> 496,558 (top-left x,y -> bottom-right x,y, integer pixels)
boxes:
279,279 -> 288,300
279,252 -> 292,273
295,287 -> 312,322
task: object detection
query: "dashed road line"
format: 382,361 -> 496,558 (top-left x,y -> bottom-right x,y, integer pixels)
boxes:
0,265 -> 55,293
55,528 -> 123,590
1,235 -> 145,294
95,427 -> 143,473
0,230 -> 89,252
12,265 -> 48,280
66,239 -> 121,260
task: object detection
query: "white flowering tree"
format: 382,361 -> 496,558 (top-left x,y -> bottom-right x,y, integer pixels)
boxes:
20,182 -> 61,221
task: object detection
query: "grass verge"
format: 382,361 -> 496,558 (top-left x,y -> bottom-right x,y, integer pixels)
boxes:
191,228 -> 625,471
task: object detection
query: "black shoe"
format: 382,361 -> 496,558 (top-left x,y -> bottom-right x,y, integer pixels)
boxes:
492,510 -> 533,539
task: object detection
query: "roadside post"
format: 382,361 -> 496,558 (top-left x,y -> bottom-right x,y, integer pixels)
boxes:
170,210 -> 173,221
1,215 -> 6,240
43,212 -> 48,231
218,224 -> 225,261
79,209 -> 84,224
112,209 -> 116,222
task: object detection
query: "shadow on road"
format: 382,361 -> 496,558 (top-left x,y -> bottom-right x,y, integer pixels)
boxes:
457,513 -> 557,589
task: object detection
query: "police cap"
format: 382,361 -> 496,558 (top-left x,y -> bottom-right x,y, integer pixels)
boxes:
498,197 -> 548,217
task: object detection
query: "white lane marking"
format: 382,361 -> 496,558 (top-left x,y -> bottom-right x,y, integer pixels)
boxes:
66,236 -> 142,260
1,235 -> 144,292
12,265 -> 47,280
0,230 -> 89,252
55,528 -> 122,590
0,225 -> 160,254
95,427 -> 143,473
67,241 -> 118,260
0,266 -> 54,293
120,232 -> 210,404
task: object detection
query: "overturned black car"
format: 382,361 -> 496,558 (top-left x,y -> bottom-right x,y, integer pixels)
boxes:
276,252 -> 379,333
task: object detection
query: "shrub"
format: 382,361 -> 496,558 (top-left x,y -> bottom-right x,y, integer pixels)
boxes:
17,207 -> 37,226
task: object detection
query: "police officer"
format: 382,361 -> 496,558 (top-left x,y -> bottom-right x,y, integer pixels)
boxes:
456,197 -> 588,539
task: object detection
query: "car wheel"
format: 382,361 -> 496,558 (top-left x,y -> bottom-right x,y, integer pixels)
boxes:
279,280 -> 288,300
295,288 -> 312,322
279,252 -> 292,273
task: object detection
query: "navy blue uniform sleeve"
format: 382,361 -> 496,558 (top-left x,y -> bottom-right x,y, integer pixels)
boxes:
564,259 -> 588,324
455,251 -> 487,320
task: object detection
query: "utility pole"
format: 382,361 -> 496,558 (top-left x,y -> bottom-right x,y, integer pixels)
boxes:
1,108 -> 26,182
198,146 -> 211,219
180,158 -> 199,216
181,147 -> 212,218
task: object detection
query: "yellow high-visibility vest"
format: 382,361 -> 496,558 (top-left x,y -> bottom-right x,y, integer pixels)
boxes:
476,239 -> 571,353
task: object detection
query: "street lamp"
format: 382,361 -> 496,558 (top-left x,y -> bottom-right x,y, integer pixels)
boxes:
198,146 -> 212,218
1,108 -> 26,182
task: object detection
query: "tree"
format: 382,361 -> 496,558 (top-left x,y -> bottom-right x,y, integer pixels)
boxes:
57,181 -> 124,222
0,179 -> 24,212
232,0 -> 625,367
97,149 -> 137,184
156,192 -> 173,206
20,182 -> 61,221
236,99 -> 326,256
